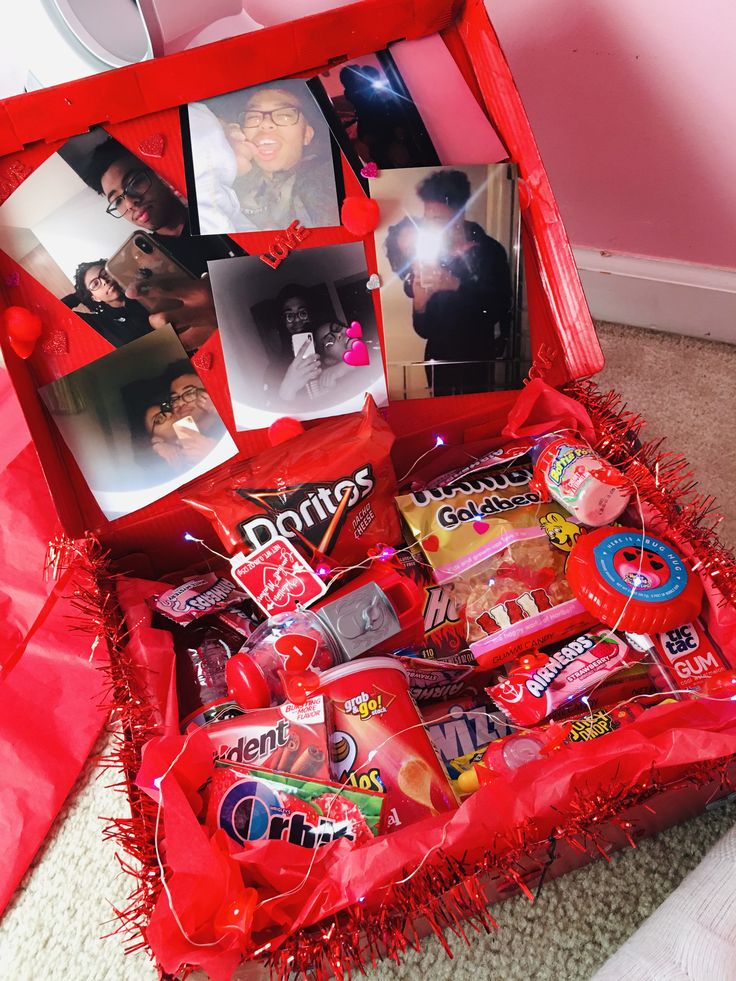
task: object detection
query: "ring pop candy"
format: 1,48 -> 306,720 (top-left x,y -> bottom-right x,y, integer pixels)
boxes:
530,433 -> 630,527
226,610 -> 343,709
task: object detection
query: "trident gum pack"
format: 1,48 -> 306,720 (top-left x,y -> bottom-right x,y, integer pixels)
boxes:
192,696 -> 331,781
182,398 -> 400,569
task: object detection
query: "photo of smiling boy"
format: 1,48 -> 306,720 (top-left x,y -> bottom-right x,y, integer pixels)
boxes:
184,78 -> 342,235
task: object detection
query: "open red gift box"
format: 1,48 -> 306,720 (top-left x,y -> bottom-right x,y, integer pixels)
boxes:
1,1 -> 735,978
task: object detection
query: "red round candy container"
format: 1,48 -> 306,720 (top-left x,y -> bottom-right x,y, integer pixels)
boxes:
566,527 -> 704,634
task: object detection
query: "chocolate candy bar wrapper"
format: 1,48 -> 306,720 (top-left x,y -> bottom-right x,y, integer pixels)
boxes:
396,462 -> 595,668
396,547 -> 473,665
488,627 -> 645,727
191,696 -> 332,782
207,764 -> 384,849
419,694 -> 512,769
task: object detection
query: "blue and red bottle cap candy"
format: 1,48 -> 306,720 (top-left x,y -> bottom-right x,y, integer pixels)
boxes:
566,527 -> 703,633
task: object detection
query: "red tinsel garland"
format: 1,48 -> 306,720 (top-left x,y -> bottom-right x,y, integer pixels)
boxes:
59,380 -> 736,979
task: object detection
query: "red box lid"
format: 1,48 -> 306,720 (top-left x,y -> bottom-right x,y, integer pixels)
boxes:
0,0 -> 602,569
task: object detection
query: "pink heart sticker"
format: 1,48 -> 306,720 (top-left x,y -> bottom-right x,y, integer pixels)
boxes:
346,320 -> 363,339
343,339 -> 370,367
360,162 -> 379,178
473,521 -> 489,534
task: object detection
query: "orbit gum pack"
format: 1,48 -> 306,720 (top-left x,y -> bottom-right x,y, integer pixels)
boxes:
208,765 -> 384,849
396,459 -> 595,668
182,398 -> 400,569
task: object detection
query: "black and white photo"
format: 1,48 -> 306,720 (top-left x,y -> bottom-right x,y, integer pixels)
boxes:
207,242 -> 387,430
38,327 -> 237,519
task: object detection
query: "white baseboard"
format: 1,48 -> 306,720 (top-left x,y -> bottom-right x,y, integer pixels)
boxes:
573,248 -> 736,345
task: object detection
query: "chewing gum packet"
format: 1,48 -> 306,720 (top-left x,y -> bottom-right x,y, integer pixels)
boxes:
192,696 -> 332,781
397,455 -> 594,668
207,764 -> 384,849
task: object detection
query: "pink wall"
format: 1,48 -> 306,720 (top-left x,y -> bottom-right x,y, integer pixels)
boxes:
485,0 -> 736,269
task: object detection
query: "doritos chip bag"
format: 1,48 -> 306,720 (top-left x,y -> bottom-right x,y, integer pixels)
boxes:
182,397 -> 400,568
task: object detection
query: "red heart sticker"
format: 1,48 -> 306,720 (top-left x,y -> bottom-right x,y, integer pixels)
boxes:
423,534 -> 440,553
138,134 -> 166,158
274,633 -> 318,672
473,521 -> 489,534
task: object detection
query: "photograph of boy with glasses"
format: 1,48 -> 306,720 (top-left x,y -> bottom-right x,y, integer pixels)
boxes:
69,258 -> 153,348
141,361 -> 228,473
39,327 -> 237,520
185,78 -> 342,235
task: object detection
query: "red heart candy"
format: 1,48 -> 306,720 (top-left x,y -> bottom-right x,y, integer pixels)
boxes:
138,134 -> 165,158
341,196 -> 380,237
346,321 -> 363,339
2,306 -> 42,359
274,633 -> 318,672
342,339 -> 370,367
423,535 -> 440,553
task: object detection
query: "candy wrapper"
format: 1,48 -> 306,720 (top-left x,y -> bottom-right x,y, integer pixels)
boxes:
488,627 -> 644,727
397,547 -> 472,665
182,397 -> 400,568
150,574 -> 251,626
420,694 -> 511,770
397,457 -> 595,667
207,765 -> 384,849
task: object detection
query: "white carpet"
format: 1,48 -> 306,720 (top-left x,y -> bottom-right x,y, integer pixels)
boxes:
1,322 -> 734,981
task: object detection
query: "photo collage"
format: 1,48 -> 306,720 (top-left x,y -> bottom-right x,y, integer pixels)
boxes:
0,40 -> 530,521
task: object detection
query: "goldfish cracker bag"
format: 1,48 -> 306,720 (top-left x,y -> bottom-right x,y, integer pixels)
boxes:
396,454 -> 596,668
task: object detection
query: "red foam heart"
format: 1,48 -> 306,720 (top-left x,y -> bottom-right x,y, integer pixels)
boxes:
2,306 -> 42,359
191,349 -> 213,371
341,196 -> 380,237
138,134 -> 166,158
342,339 -> 370,367
274,633 -> 318,672
423,535 -> 440,553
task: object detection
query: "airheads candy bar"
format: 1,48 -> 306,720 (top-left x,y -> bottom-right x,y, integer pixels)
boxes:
151,573 -> 251,625
208,765 -> 383,849
488,627 -> 644,727
192,696 -> 331,781
181,397 -> 400,569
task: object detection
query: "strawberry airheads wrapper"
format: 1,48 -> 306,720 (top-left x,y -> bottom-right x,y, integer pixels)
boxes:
181,397 -> 400,569
488,626 -> 644,727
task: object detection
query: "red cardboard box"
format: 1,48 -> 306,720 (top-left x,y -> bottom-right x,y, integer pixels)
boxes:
1,2 -> 735,979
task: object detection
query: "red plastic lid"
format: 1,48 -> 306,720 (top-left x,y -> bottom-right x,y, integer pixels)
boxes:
225,653 -> 271,710
566,526 -> 703,633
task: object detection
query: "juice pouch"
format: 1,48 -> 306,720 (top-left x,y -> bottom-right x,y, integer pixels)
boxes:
396,457 -> 595,668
